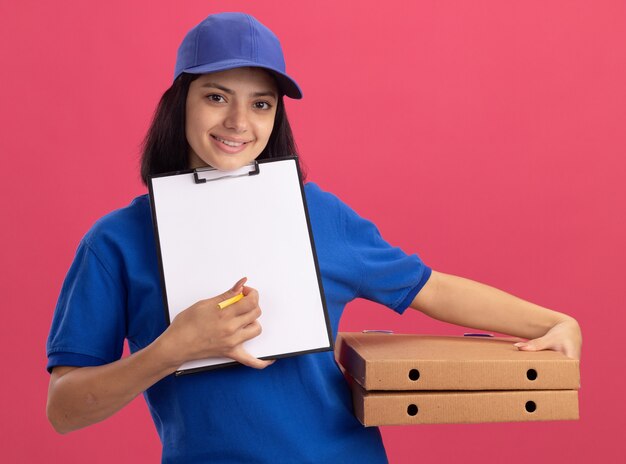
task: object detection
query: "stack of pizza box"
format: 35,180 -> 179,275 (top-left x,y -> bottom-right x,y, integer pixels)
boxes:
335,332 -> 580,426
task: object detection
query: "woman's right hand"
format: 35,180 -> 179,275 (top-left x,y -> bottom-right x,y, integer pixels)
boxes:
47,278 -> 270,434
157,277 -> 273,369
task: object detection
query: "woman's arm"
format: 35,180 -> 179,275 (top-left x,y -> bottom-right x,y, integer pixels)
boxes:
48,344 -> 179,434
47,280 -> 272,434
411,270 -> 582,359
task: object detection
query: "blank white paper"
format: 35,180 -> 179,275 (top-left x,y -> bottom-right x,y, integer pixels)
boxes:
150,159 -> 331,372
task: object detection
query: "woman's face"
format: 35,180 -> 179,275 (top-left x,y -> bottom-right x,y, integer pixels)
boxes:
186,67 -> 279,171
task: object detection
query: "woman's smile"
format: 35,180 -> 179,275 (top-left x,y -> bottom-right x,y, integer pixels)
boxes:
210,134 -> 253,154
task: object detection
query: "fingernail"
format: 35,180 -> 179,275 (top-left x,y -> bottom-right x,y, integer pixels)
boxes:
514,343 -> 527,348
233,277 -> 247,290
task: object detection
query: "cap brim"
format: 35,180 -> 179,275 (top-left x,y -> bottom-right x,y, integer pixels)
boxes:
177,60 -> 302,99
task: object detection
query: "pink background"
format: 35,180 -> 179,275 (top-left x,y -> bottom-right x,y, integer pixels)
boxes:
1,0 -> 624,462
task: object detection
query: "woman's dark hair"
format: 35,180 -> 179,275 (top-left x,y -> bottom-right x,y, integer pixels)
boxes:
140,72 -> 303,185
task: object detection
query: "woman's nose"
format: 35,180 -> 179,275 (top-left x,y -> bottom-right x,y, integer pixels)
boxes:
224,104 -> 248,133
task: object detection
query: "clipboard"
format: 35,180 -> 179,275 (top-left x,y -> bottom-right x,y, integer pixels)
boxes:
148,157 -> 333,374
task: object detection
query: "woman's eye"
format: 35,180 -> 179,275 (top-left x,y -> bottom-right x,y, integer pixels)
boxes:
254,101 -> 272,110
207,94 -> 225,103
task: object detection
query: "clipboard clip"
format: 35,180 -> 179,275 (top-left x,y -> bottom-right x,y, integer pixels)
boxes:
193,161 -> 260,184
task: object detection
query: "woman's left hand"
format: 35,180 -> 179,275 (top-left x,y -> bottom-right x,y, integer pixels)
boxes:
514,317 -> 582,359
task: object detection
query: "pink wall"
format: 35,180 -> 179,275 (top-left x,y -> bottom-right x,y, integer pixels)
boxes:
1,0 -> 624,462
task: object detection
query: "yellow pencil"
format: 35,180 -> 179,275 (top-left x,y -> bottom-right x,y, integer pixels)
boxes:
218,293 -> 244,309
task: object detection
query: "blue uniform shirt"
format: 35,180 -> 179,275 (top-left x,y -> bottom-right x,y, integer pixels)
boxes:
47,182 -> 431,463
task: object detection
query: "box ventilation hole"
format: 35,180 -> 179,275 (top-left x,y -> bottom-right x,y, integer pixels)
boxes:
527,369 -> 538,380
408,369 -> 420,381
407,404 -> 419,416
525,401 -> 537,413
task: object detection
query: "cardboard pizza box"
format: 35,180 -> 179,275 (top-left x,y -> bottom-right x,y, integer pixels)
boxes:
336,332 -> 580,391
349,381 -> 579,426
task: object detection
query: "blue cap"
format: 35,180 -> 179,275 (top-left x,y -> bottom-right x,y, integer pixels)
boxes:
174,13 -> 302,99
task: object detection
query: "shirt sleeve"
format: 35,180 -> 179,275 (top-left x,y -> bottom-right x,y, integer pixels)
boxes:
339,200 -> 431,314
46,238 -> 127,373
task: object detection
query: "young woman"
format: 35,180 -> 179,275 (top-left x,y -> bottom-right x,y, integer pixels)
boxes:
46,12 -> 582,463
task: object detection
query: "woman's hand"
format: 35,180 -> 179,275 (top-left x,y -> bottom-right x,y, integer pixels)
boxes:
47,278 -> 271,434
157,277 -> 273,369
514,317 -> 582,359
